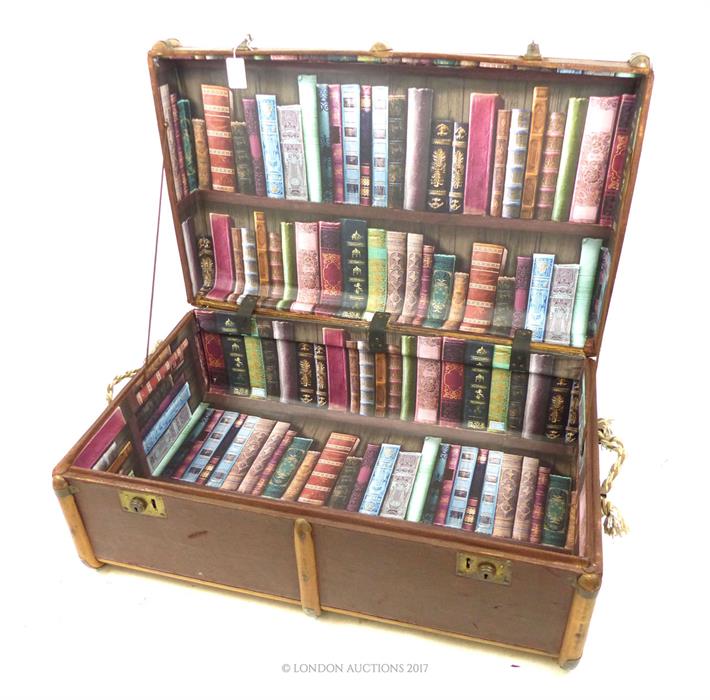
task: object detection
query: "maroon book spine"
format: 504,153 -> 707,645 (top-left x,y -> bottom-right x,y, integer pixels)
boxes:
412,244 -> 435,325
463,93 -> 503,215
433,444 -> 461,525
242,97 -> 267,197
345,444 -> 381,512
529,465 -> 552,543
324,328 -> 349,412
599,94 -> 637,227
328,84 -> 345,203
439,338 -> 465,427
347,340 -> 360,414
251,430 -> 297,496
201,84 -> 237,192
200,331 -> 228,387
511,255 -> 533,333
317,220 -> 343,314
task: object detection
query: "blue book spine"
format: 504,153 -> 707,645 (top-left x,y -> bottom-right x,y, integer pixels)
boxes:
317,83 -> 333,203
371,85 -> 389,207
525,253 -> 555,342
502,109 -> 531,218
359,444 -> 401,515
445,445 -> 479,528
142,382 -> 191,455
474,450 -> 504,535
146,402 -> 192,472
180,411 -> 240,483
341,84 -> 361,204
206,415 -> 259,488
256,94 -> 285,199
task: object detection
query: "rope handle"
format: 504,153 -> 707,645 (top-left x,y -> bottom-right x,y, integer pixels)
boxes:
105,368 -> 142,404
105,341 -> 165,404
597,418 -> 628,537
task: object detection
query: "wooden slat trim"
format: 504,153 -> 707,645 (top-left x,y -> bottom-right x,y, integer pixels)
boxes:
53,475 -> 103,569
557,573 -> 602,669
293,518 -> 321,617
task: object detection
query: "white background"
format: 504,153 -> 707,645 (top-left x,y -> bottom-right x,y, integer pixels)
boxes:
1,1 -> 708,698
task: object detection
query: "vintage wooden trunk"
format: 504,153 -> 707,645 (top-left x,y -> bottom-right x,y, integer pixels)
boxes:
53,40 -> 652,668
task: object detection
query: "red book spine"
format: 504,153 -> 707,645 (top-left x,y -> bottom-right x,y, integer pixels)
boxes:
251,430 -> 297,496
170,93 -> 189,196
135,338 -> 189,405
291,221 -> 321,312
242,97 -> 267,197
460,242 -> 507,333
297,433 -> 360,505
345,443 -> 381,512
599,94 -> 637,227
529,465 -> 552,543
201,84 -> 237,192
200,331 -> 228,386
170,410 -> 224,480
463,93 -> 503,215
433,444 -> 461,525
412,244 -> 435,325
328,84 -> 345,203
196,414 -> 246,485
317,221 -> 343,314
74,408 -> 126,469
205,213 -> 235,302
386,344 -> 402,418
324,328 -> 349,411
439,338 -> 465,427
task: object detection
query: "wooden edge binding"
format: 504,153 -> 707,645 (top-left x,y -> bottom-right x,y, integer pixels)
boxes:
557,572 -> 602,669
52,475 -> 103,569
293,518 -> 322,617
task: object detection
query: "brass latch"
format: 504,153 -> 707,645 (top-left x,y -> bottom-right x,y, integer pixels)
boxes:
119,490 -> 167,518
456,552 -> 511,585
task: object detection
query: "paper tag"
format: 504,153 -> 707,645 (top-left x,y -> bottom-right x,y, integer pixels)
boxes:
226,57 -> 247,90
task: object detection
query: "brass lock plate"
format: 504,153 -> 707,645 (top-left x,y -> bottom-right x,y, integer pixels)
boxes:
119,490 -> 167,518
456,552 -> 511,585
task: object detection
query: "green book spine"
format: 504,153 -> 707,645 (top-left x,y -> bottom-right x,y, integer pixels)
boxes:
405,436 -> 443,522
298,74 -> 322,202
244,329 -> 267,398
552,98 -> 589,221
399,335 -> 417,421
423,253 -> 456,328
421,443 -> 451,524
262,437 -> 314,499
341,218 -> 369,317
487,345 -> 511,432
365,228 -> 388,317
177,99 -> 199,193
542,474 -> 572,547
222,334 -> 250,396
570,237 -> 603,348
278,222 -> 297,310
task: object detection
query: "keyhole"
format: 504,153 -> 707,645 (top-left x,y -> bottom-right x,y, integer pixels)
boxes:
465,557 -> 472,570
151,498 -> 157,511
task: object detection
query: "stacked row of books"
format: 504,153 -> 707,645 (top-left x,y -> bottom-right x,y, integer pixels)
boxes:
157,403 -> 573,548
199,315 -> 581,442
188,211 -> 610,347
161,77 -> 635,225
